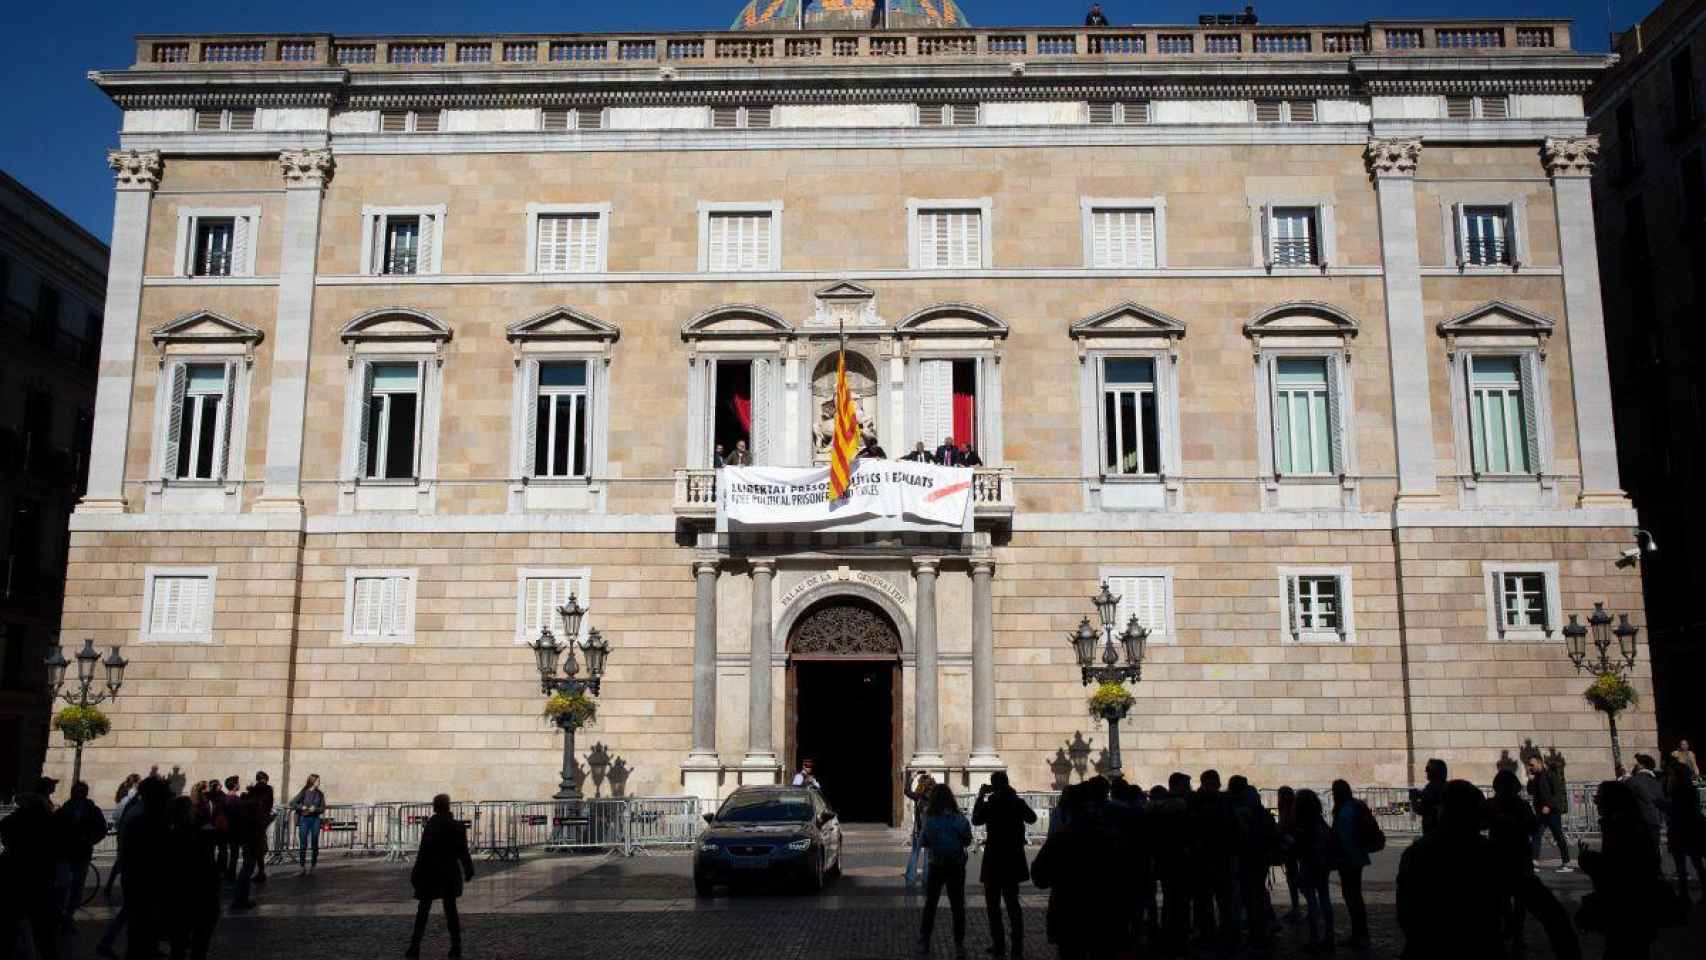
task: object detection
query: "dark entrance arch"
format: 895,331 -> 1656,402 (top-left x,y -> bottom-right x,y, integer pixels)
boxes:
784,596 -> 903,825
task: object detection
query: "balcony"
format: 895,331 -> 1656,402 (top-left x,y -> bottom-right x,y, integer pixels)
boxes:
672,466 -> 1015,524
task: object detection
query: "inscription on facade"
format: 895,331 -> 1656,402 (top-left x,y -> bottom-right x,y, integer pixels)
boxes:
776,564 -> 911,617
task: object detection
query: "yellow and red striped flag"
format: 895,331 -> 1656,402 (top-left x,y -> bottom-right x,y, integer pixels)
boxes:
827,343 -> 861,501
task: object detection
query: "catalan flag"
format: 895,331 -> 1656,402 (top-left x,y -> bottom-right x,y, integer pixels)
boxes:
827,340 -> 861,501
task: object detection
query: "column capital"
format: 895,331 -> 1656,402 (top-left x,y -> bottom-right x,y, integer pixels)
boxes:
1542,136 -> 1599,178
970,559 -> 996,577
693,559 -> 721,577
279,148 -> 335,189
1364,137 -> 1422,179
911,556 -> 940,576
749,558 -> 776,576
107,149 -> 162,191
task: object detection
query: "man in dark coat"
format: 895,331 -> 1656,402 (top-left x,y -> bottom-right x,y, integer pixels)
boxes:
0,790 -> 60,960
121,778 -> 174,960
165,795 -> 221,960
53,780 -> 109,931
1397,780 -> 1507,960
408,794 -> 475,959
933,436 -> 960,466
1525,755 -> 1572,870
972,772 -> 1037,958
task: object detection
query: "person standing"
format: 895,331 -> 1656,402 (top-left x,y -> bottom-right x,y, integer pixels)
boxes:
120,778 -> 173,960
918,784 -> 973,954
1084,4 -> 1110,26
1663,761 -> 1706,904
220,775 -> 244,880
1231,776 -> 1278,949
1292,789 -> 1337,955
290,773 -> 326,876
1486,769 -> 1540,944
251,771 -> 275,884
165,795 -> 220,960
903,441 -> 933,463
228,784 -> 266,911
1151,773 -> 1193,955
1525,755 -> 1573,872
933,436 -> 959,466
904,770 -> 937,889
407,794 -> 475,959
1626,754 -> 1666,858
972,772 -> 1037,958
97,774 -> 152,958
1396,780 -> 1506,960
1412,758 -> 1448,838
0,789 -> 60,960
53,780 -> 109,931
1674,738 -> 1699,779
1329,780 -> 1372,949
1579,780 -> 1663,960
1275,786 -> 1303,923
957,443 -> 983,467
792,758 -> 821,790
725,439 -> 751,466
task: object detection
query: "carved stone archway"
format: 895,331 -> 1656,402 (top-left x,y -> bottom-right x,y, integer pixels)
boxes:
789,599 -> 902,658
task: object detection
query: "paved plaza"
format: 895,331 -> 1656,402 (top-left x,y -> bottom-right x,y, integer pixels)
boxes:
50,827 -> 1706,960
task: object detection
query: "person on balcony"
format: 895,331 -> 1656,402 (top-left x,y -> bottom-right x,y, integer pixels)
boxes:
858,437 -> 888,460
957,442 -> 983,467
1084,4 -> 1109,26
933,436 -> 960,466
713,444 -> 727,468
724,440 -> 750,467
902,441 -> 932,463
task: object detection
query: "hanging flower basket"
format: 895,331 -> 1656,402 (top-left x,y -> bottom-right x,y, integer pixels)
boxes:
1088,682 -> 1135,717
1583,674 -> 1637,715
544,691 -> 597,729
53,705 -> 112,745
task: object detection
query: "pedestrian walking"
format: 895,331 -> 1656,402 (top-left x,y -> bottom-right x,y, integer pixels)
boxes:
53,780 -> 108,931
165,795 -> 221,960
220,775 -> 244,880
904,770 -> 938,889
972,772 -> 1037,958
918,783 -> 973,954
1329,779 -> 1374,948
290,773 -> 327,875
407,794 -> 475,959
1525,755 -> 1573,871
97,774 -> 152,959
1292,788 -> 1337,955
1663,761 -> 1706,903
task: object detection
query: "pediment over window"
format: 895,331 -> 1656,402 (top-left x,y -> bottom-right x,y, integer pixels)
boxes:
339,307 -> 452,365
506,307 -> 619,362
1243,301 -> 1359,356
1437,300 -> 1554,357
151,310 -> 265,365
896,303 -> 1008,339
681,304 -> 794,342
1070,303 -> 1186,361
810,282 -> 880,328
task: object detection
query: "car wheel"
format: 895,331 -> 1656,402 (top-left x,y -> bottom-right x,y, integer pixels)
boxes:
807,850 -> 825,892
826,847 -> 842,879
694,872 -> 714,898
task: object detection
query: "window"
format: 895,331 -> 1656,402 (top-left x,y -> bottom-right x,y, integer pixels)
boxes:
914,206 -> 986,269
193,108 -> 255,132
542,107 -> 604,131
1500,572 -> 1546,629
1088,207 -> 1157,268
1672,49 -> 1698,131
361,362 -> 422,480
1255,99 -> 1315,122
712,105 -> 773,129
699,204 -> 780,272
1270,357 -> 1338,476
515,569 -> 591,643
1484,563 -> 1560,640
918,103 -> 978,126
344,570 -> 416,644
379,109 -> 442,133
1088,101 -> 1149,125
1100,358 -> 1160,476
914,357 -> 982,454
1266,207 -> 1319,266
164,362 -> 234,481
1683,151 -> 1705,231
1458,205 -> 1513,266
361,207 -> 445,276
140,567 -> 216,644
1445,95 -> 1508,120
1280,569 -> 1353,642
1616,102 -> 1639,175
530,361 -> 590,478
1101,571 -> 1174,644
535,214 -> 601,273
1467,355 -> 1536,475
174,208 -> 260,277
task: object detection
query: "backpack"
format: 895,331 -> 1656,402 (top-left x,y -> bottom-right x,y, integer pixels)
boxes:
1352,799 -> 1386,854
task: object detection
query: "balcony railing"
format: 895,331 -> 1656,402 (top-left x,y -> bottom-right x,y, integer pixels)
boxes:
672,466 -> 1015,522
129,20 -> 1572,70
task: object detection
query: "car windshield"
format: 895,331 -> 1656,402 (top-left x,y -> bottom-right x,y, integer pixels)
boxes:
716,796 -> 812,823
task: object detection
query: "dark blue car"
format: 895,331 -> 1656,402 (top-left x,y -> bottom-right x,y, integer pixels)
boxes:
693,786 -> 843,895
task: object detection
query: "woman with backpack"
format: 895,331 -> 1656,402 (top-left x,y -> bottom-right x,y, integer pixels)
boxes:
917,783 -> 972,954
1329,780 -> 1373,949
1293,789 -> 1338,955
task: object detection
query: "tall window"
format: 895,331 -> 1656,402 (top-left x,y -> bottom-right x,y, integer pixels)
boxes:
362,363 -> 421,480
1267,207 -> 1318,266
917,209 -> 983,269
384,217 -> 421,275
1272,357 -> 1334,475
192,219 -> 235,277
532,361 -> 589,478
348,571 -> 414,643
1467,356 -> 1532,474
170,363 -> 232,481
1460,206 -> 1512,265
1101,358 -> 1159,476
706,212 -> 774,271
1090,208 -> 1157,268
535,214 -> 601,273
1499,572 -> 1547,630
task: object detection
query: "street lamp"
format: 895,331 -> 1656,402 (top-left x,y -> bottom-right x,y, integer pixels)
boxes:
1068,582 -> 1149,778
527,592 -> 611,800
45,638 -> 129,785
1561,601 -> 1639,775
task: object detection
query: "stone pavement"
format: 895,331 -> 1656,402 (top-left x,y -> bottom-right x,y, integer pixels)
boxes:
53,828 -> 1706,960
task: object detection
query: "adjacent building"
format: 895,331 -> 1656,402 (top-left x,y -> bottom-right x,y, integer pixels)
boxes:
48,8 -> 1655,820
0,171 -> 104,798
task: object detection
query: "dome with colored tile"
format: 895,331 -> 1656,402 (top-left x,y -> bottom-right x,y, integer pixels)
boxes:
732,0 -> 971,31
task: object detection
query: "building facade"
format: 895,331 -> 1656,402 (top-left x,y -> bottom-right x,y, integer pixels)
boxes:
1,171 -> 104,798
1589,0 -> 1706,752
51,10 -> 1655,819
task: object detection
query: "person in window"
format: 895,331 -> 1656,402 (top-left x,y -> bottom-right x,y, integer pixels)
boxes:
902,441 -> 933,463
713,444 -> 727,468
933,436 -> 959,466
957,442 -> 982,467
724,440 -> 750,466
858,437 -> 888,460
1084,4 -> 1109,26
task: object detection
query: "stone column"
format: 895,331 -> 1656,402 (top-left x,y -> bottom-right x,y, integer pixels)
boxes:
740,559 -> 779,783
681,559 -> 722,801
967,559 -> 1003,781
79,150 -> 162,513
909,557 -> 946,770
1544,137 -> 1630,507
256,149 -> 334,513
1366,138 -> 1443,507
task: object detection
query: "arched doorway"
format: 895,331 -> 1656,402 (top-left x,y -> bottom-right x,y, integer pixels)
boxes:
785,596 -> 902,824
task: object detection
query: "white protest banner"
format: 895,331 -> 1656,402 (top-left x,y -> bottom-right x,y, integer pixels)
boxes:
717,461 -> 973,530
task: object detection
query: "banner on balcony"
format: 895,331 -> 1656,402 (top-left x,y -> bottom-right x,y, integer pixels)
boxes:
717,461 -> 973,531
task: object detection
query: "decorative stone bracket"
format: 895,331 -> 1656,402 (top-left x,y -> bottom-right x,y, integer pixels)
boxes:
1364,137 -> 1422,178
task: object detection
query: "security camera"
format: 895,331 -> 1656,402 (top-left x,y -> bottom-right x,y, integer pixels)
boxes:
1620,547 -> 1641,562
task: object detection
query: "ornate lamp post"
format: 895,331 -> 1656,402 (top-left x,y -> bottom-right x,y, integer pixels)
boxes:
1562,601 -> 1639,775
1068,581 -> 1148,778
527,592 -> 611,800
45,638 -> 128,785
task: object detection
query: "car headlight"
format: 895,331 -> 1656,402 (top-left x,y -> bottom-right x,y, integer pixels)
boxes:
700,842 -> 720,853
787,838 -> 812,851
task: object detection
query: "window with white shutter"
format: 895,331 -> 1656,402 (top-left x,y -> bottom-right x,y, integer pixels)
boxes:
361,362 -> 423,480
380,109 -> 442,133
194,108 -> 256,132
1090,208 -> 1157,268
1280,569 -> 1354,643
1445,95 -> 1507,120
706,211 -> 775,271
712,105 -> 773,129
345,570 -> 416,644
1267,207 -> 1319,266
168,362 -> 234,481
1458,205 -> 1513,266
515,569 -> 592,644
140,567 -> 217,643
916,208 -> 984,269
535,214 -> 601,273
1088,101 -> 1150,125
175,208 -> 260,277
362,207 -> 445,275
1103,572 -> 1173,644
1483,563 -> 1560,641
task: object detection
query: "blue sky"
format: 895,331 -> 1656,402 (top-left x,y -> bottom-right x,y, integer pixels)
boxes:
0,0 -> 1644,243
